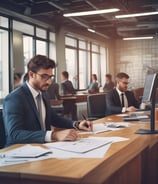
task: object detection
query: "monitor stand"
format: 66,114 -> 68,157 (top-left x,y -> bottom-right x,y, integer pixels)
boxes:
135,89 -> 158,134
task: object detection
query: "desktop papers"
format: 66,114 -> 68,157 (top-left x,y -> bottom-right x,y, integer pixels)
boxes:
0,144 -> 53,167
79,122 -> 131,134
1,144 -> 52,158
45,136 -> 129,159
45,137 -> 111,153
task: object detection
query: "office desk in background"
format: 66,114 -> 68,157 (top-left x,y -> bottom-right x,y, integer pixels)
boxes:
59,91 -> 106,103
0,115 -> 158,184
59,93 -> 87,103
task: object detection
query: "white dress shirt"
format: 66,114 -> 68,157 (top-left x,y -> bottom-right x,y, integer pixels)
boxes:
26,81 -> 52,142
116,88 -> 128,112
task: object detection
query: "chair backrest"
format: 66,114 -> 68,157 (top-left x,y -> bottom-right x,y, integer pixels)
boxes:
87,93 -> 106,119
0,108 -> 6,148
133,87 -> 144,102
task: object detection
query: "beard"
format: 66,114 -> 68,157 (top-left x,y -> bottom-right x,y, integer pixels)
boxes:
33,82 -> 50,92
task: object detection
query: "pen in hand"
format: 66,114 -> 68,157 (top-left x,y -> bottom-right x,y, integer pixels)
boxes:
82,114 -> 89,128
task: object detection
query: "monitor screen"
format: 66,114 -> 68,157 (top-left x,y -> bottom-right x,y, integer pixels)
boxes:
142,73 -> 158,102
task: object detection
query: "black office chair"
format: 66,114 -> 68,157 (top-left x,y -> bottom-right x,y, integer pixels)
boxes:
87,93 -> 106,119
0,108 -> 6,149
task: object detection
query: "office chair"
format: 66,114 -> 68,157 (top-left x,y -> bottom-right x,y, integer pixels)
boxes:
87,93 -> 106,119
0,108 -> 5,149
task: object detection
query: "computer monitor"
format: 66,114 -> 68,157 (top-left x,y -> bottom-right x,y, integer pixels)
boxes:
141,73 -> 158,102
135,72 -> 158,134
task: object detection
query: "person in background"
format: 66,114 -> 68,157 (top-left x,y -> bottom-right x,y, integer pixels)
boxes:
87,74 -> 99,94
47,78 -> 60,100
103,74 -> 115,93
47,78 -> 63,116
3,55 -> 92,147
14,73 -> 22,89
61,71 -> 77,120
106,72 -> 140,115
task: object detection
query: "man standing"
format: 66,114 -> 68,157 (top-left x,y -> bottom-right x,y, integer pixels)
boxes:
103,74 -> 115,93
61,71 -> 77,120
3,55 -> 92,146
106,72 -> 140,115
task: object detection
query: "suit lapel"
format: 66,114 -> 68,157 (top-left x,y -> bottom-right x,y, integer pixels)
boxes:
21,83 -> 41,127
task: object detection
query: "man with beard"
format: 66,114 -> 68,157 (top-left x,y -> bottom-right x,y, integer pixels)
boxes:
106,72 -> 140,115
3,55 -> 92,147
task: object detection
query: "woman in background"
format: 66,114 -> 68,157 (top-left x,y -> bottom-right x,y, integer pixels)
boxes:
87,74 -> 99,94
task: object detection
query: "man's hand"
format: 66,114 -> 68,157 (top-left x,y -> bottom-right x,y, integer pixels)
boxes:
126,106 -> 137,112
78,120 -> 93,131
52,129 -> 78,141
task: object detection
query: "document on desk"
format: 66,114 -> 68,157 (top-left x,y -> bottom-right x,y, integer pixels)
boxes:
45,137 -> 111,154
1,144 -> 52,158
45,136 -> 129,159
79,122 -> 131,135
0,144 -> 53,167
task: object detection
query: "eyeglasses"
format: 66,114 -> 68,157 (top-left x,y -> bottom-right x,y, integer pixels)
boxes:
35,73 -> 55,81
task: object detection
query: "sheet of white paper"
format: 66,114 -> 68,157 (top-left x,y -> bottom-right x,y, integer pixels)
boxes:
0,154 -> 53,167
0,144 -> 53,167
45,137 -> 112,153
45,136 -> 129,159
79,122 -> 131,134
91,123 -> 111,133
0,144 -> 52,158
105,122 -> 131,128
48,143 -> 112,159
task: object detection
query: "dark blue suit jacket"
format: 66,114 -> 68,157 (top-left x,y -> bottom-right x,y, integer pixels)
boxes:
3,83 -> 74,146
106,88 -> 140,115
61,80 -> 76,95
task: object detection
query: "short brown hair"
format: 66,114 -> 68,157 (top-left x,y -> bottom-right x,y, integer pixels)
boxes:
27,55 -> 56,73
106,74 -> 112,80
62,71 -> 69,79
116,72 -> 129,80
92,74 -> 97,80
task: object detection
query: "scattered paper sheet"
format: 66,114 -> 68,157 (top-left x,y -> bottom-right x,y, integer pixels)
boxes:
45,136 -> 129,159
0,144 -> 53,167
0,136 -> 130,166
0,144 -> 52,158
45,137 -> 112,153
79,122 -> 131,134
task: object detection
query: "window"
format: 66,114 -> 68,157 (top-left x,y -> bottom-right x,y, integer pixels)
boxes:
49,32 -> 56,61
13,20 -> 34,35
0,29 -> 9,104
100,47 -> 107,87
65,36 -> 107,90
36,27 -> 47,39
0,16 -> 55,106
65,48 -> 77,89
23,35 -> 33,72
65,37 -> 77,47
0,16 -> 8,28
36,40 -> 47,55
79,50 -> 88,89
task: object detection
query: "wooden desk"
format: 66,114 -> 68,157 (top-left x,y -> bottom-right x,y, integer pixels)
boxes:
60,92 -> 106,103
60,94 -> 87,103
0,115 -> 158,184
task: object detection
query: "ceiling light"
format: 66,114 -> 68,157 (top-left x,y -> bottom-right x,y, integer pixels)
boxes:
115,11 -> 158,18
63,8 -> 120,17
123,36 -> 153,40
87,28 -> 95,33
